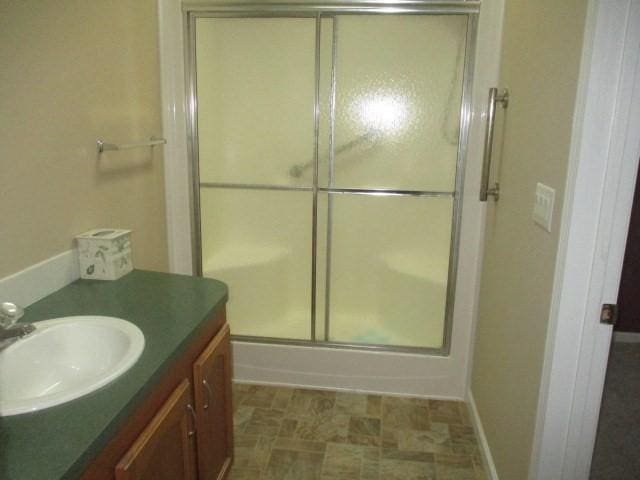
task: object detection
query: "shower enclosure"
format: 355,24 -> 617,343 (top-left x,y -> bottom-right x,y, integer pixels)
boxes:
186,4 -> 475,353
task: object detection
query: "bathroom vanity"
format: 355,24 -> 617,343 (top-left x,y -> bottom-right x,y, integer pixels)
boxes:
0,270 -> 232,480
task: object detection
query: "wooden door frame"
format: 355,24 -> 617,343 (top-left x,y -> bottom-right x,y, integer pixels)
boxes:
529,1 -> 640,479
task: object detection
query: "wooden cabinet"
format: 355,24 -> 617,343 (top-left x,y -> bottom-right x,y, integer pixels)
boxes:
193,323 -> 233,480
115,379 -> 197,480
81,310 -> 232,480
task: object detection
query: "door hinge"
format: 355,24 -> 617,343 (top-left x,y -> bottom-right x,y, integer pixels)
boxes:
600,303 -> 618,326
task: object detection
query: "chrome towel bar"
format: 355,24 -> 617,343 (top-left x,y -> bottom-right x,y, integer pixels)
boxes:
97,136 -> 166,154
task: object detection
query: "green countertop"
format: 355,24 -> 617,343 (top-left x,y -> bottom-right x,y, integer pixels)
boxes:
0,270 -> 228,480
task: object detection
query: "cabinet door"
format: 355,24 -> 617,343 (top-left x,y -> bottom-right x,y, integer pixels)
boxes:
115,379 -> 197,480
193,323 -> 233,480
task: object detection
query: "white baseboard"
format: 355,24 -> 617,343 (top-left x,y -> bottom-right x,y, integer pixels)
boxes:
467,390 -> 500,480
613,331 -> 640,343
0,250 -> 80,307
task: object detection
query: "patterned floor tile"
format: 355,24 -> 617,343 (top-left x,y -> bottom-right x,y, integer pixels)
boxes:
228,384 -> 486,480
382,401 -> 431,431
434,454 -> 477,480
264,449 -> 325,480
361,445 -> 380,479
289,389 -> 337,416
335,392 -> 369,416
396,428 -> 452,454
366,395 -> 382,417
379,458 -> 437,480
273,438 -> 327,453
244,408 -> 285,436
458,402 -> 473,427
233,434 -> 261,470
228,467 -> 262,479
381,447 -> 436,463
233,434 -> 274,471
279,418 -> 298,438
322,443 -> 364,479
294,413 -> 350,443
449,423 -> 480,456
346,432 -> 381,447
474,458 -> 489,480
234,405 -> 255,434
243,385 -> 279,408
232,384 -> 249,413
349,416 -> 381,436
429,400 -> 463,424
272,387 -> 294,410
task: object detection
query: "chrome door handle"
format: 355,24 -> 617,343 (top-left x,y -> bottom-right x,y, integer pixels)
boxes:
480,87 -> 509,201
202,379 -> 213,410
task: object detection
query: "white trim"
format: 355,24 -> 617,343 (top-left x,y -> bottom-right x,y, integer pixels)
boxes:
462,0 -> 505,391
613,331 -> 640,343
530,1 -> 640,479
158,0 -> 194,275
467,391 -> 499,480
0,250 -> 80,308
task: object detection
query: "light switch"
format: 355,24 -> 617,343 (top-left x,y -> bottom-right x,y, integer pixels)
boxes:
533,183 -> 555,232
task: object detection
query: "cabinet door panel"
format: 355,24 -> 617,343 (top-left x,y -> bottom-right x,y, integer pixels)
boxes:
115,379 -> 197,480
193,323 -> 233,480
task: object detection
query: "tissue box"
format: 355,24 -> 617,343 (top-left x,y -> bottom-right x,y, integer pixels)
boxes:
76,229 -> 133,280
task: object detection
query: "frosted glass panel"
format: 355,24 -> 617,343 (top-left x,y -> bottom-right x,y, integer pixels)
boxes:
324,194 -> 453,348
316,18 -> 335,188
328,15 -> 467,191
200,188 -> 312,339
192,12 -> 468,351
195,18 -> 316,186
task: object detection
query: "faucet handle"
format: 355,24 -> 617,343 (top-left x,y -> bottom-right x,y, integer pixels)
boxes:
0,302 -> 24,328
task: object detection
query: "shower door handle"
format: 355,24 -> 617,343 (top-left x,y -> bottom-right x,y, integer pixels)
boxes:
480,87 -> 509,202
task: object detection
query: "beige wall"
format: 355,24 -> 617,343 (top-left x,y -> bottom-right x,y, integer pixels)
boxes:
471,1 -> 588,479
0,0 -> 168,278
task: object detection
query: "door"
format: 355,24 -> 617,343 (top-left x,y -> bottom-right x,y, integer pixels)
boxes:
188,9 -> 474,353
614,164 -> 640,335
193,323 -> 233,480
115,379 -> 197,480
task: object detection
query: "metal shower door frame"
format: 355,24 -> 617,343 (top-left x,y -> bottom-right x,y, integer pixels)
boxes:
184,2 -> 478,355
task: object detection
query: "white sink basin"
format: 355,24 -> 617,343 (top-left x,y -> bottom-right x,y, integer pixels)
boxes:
0,316 -> 145,416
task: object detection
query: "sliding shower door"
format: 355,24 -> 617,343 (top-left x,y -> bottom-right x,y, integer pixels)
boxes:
189,10 -> 473,352
316,15 -> 466,349
195,18 -> 316,340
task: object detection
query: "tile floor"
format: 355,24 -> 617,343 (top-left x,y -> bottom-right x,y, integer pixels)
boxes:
230,383 -> 487,479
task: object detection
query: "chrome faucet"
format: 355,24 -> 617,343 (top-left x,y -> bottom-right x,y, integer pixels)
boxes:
0,302 -> 35,342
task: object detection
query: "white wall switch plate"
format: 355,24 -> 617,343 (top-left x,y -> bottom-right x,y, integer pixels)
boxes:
533,182 -> 555,232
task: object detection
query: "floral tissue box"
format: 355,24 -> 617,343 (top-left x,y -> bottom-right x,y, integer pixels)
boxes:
76,229 -> 133,280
